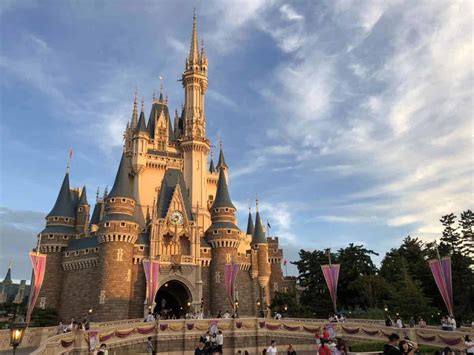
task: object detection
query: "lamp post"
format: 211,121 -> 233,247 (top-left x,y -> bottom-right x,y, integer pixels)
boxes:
9,314 -> 26,355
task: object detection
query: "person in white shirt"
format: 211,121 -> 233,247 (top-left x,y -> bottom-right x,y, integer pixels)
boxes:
145,312 -> 155,322
216,330 -> 224,354
450,317 -> 456,330
396,317 -> 403,328
267,340 -> 278,355
465,335 -> 474,354
223,311 -> 231,319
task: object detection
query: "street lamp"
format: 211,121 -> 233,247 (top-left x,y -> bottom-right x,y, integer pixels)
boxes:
9,314 -> 26,355
88,308 -> 93,315
283,305 -> 288,312
384,306 -> 388,313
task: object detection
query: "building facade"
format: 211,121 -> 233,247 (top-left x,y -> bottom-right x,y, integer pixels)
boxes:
34,14 -> 285,322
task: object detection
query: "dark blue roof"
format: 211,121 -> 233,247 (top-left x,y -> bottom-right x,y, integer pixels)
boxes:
147,102 -> 175,143
136,231 -> 150,245
3,267 -> 11,283
200,237 -> 211,248
217,147 -> 228,169
246,212 -> 255,235
252,211 -> 267,244
40,225 -> 77,235
209,159 -> 215,173
102,213 -> 136,222
211,169 -> 235,210
135,111 -> 148,134
207,221 -> 240,231
156,169 -> 193,220
78,186 -> 88,205
47,173 -> 76,218
90,201 -> 103,225
108,154 -> 135,200
66,236 -> 98,251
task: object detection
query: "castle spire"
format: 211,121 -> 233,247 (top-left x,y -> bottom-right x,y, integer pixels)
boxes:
131,90 -> 138,128
211,169 -> 236,209
108,153 -> 134,200
3,262 -> 12,283
188,9 -> 199,65
46,172 -> 76,218
253,208 -> 267,245
78,185 -> 88,205
216,142 -> 228,170
246,207 -> 255,236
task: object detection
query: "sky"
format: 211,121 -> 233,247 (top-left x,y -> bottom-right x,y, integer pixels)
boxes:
0,0 -> 472,281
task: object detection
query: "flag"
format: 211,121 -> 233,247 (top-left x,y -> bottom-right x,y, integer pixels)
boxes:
224,263 -> 240,310
283,260 -> 287,266
321,264 -> 340,313
267,220 -> 271,229
69,147 -> 73,160
428,256 -> 454,317
143,259 -> 160,307
26,252 -> 47,324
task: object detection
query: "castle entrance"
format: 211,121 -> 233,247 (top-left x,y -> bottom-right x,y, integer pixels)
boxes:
154,280 -> 191,319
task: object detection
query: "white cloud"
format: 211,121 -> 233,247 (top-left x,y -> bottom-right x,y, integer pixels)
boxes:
279,4 -> 304,21
207,89 -> 238,109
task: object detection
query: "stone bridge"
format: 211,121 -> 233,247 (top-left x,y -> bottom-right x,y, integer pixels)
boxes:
0,318 -> 472,354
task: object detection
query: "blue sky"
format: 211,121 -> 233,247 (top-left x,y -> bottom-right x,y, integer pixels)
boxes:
0,0 -> 472,280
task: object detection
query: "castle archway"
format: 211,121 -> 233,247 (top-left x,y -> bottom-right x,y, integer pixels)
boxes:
154,280 -> 192,319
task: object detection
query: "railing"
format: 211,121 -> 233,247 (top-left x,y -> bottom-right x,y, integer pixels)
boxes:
156,255 -> 195,264
5,318 -> 472,355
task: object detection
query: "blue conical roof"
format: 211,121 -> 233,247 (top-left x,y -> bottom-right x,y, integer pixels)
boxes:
46,173 -> 76,218
246,212 -> 255,235
108,154 -> 134,199
217,147 -> 228,169
209,159 -> 215,173
252,211 -> 267,244
135,111 -> 148,134
211,169 -> 235,209
78,186 -> 88,205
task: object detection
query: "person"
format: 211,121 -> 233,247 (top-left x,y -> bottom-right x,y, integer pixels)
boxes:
441,347 -> 454,355
223,310 -> 231,319
267,340 -> 278,355
287,344 -> 296,355
399,340 -> 417,355
449,316 -> 456,330
318,340 -> 331,355
396,316 -> 403,328
383,333 -> 402,355
336,339 -> 348,355
385,317 -> 393,327
314,332 -> 321,351
145,312 -> 155,322
56,321 -> 65,335
408,317 -> 415,328
216,330 -> 224,354
147,336 -> 155,355
97,343 -> 108,355
418,318 -> 426,328
84,317 -> 90,330
465,335 -> 474,354
216,310 -> 222,318
322,327 -> 330,341
195,340 -> 206,355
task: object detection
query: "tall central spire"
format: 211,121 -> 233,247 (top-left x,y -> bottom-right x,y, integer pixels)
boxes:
188,9 -> 199,64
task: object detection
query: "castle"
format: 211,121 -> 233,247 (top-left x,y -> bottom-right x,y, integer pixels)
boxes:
35,14 -> 284,322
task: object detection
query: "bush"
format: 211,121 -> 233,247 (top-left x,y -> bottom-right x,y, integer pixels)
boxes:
30,308 -> 59,327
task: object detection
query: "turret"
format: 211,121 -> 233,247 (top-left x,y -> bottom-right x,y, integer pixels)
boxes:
132,101 -> 149,174
216,145 -> 229,182
96,153 -> 139,321
37,171 -> 77,311
2,264 -> 12,285
206,169 -> 241,315
75,186 -> 90,234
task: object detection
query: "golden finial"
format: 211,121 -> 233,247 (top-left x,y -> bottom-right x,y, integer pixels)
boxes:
141,98 -> 145,112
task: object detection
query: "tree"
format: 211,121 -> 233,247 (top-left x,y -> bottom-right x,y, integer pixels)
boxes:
440,213 -> 461,253
270,291 -> 303,317
349,275 -> 390,309
459,210 -> 474,261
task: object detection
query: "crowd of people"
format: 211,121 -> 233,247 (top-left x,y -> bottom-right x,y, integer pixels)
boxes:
56,316 -> 90,334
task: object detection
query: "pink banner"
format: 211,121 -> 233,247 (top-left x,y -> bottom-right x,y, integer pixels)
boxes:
428,257 -> 454,317
321,264 -> 340,313
26,252 -> 47,324
143,259 -> 160,307
224,263 -> 239,309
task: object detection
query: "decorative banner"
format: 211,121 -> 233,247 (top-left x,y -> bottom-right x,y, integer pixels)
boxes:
26,252 -> 47,324
236,321 -> 243,329
283,324 -> 301,332
416,332 -> 436,342
259,321 -> 266,328
99,330 -> 115,342
86,331 -> 99,351
143,259 -> 160,308
187,323 -> 195,330
169,323 -> 183,331
159,324 -> 168,331
60,336 -> 75,348
303,325 -> 320,333
361,328 -> 379,336
266,322 -> 281,331
428,256 -> 454,317
321,264 -> 340,313
224,263 -> 240,310
137,325 -> 156,334
438,335 -> 462,346
342,326 -> 360,335
115,328 -> 135,338
380,329 -> 399,337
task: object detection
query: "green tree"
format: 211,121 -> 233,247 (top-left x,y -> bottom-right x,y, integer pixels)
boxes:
459,210 -> 474,262
349,275 -> 390,309
270,291 -> 303,317
440,213 -> 461,253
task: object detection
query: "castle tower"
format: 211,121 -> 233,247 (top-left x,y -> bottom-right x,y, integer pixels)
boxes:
96,153 -> 139,321
37,172 -> 77,310
132,104 -> 149,174
252,204 -> 271,311
75,186 -> 90,235
216,145 -> 229,182
180,12 -> 211,229
206,169 -> 241,314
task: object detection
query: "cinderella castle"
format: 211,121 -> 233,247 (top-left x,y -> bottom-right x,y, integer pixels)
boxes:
35,14 -> 284,322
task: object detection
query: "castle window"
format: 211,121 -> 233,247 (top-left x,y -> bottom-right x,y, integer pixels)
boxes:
74,251 -> 79,256
65,252 -> 70,257
225,208 -> 229,212
213,230 -> 218,235
78,207 -> 83,212
111,198 -> 116,202
63,235 -> 69,240
121,198 -> 126,203
95,248 -> 99,252
214,208 -> 218,213
54,217 -> 59,221
48,235 -> 54,239
105,222 -> 110,227
65,218 -> 69,222
227,230 -> 231,234
84,249 -> 89,254
203,249 -> 207,253
139,246 -> 144,251
120,222 -> 126,227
